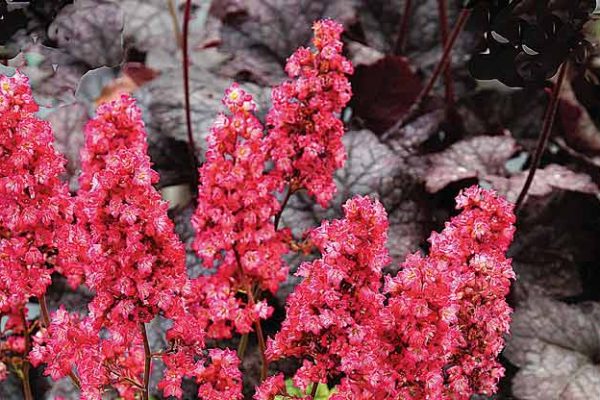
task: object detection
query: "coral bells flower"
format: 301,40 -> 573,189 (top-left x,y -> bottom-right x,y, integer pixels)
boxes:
76,94 -> 187,325
36,95 -> 192,398
192,84 -> 289,295
376,253 -> 460,399
430,186 -> 516,398
253,374 -> 287,400
0,72 -> 77,311
159,347 -> 243,400
266,19 -> 353,207
30,307 -> 144,400
267,196 -> 390,392
268,187 -> 514,399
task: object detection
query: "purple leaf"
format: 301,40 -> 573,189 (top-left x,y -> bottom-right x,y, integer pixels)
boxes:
350,56 -> 422,135
425,135 -> 519,193
486,164 -> 599,203
48,0 -> 124,67
505,296 -> 600,399
213,0 -> 356,85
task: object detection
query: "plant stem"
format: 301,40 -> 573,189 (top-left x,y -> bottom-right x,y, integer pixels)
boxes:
237,333 -> 249,359
167,0 -> 183,49
39,294 -> 50,326
515,62 -> 568,212
394,0 -> 413,54
182,0 -> 198,168
246,286 -> 268,382
38,295 -> 82,389
310,382 -> 319,398
255,319 -> 268,382
20,311 -> 33,400
274,186 -> 294,230
140,323 -> 151,400
382,8 -> 471,141
437,0 -> 455,107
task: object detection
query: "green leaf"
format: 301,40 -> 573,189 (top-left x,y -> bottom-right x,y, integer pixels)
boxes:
275,379 -> 335,399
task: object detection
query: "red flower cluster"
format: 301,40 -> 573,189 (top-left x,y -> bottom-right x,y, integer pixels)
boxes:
32,96 -> 202,399
0,72 -> 76,312
159,348 -> 243,400
192,84 -> 289,296
186,84 -> 284,353
0,72 -> 81,386
266,196 -> 391,392
433,186 -> 516,397
76,95 -> 187,326
267,20 -> 353,207
30,307 -> 144,399
263,187 -> 515,399
1,18 -> 517,400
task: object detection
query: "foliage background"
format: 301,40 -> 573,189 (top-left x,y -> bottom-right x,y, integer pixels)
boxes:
1,0 -> 600,398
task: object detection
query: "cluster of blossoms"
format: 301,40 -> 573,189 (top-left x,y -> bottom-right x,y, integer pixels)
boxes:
267,19 -> 353,207
31,307 -> 145,399
265,196 -> 391,395
433,187 -> 516,396
0,72 -> 79,384
31,96 -> 242,399
187,18 -> 354,348
192,83 -> 290,298
75,95 -> 188,326
262,187 -> 515,400
0,18 -> 517,400
0,72 -> 76,311
30,95 -> 186,398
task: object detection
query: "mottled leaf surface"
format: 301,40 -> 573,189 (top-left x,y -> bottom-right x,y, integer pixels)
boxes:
505,296 -> 600,400
137,66 -> 269,150
486,164 -> 599,203
46,102 -> 88,191
213,0 -> 356,85
48,0 -> 124,67
425,135 -> 519,193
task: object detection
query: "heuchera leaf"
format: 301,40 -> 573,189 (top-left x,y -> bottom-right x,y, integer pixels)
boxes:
425,135 -> 519,193
48,0 -> 124,68
486,164 -> 599,203
213,0 -> 356,85
281,129 -> 429,265
505,296 -> 600,399
121,0 -> 199,53
506,191 -> 600,300
138,66 -> 269,148
350,56 -> 422,135
46,102 -> 88,191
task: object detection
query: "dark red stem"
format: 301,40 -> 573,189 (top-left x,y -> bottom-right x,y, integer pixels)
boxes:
274,186 -> 294,230
310,382 -> 319,398
182,0 -> 198,163
21,311 -> 33,400
382,8 -> 471,140
437,0 -> 455,107
247,287 -> 268,382
140,323 -> 151,400
515,62 -> 568,211
394,0 -> 413,54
